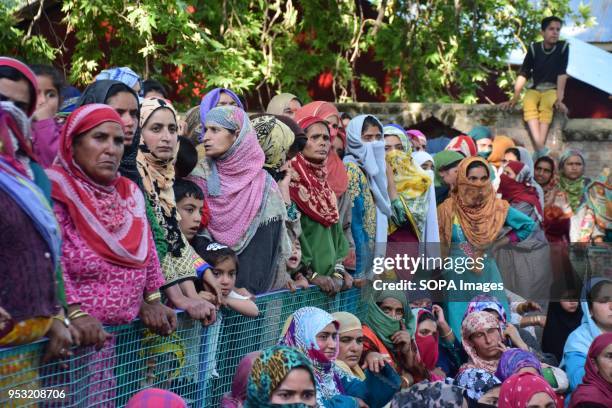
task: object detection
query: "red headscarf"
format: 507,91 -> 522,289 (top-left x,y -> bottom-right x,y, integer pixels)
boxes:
46,104 -> 151,268
569,333 -> 612,408
0,57 -> 38,117
446,135 -> 477,157
499,160 -> 543,218
295,102 -> 348,197
288,115 -> 340,227
499,372 -> 557,408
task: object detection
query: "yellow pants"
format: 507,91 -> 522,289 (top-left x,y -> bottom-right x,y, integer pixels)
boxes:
523,89 -> 557,124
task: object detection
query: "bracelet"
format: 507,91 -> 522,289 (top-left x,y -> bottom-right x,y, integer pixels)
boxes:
52,314 -> 70,328
145,292 -> 162,303
68,310 -> 89,321
310,272 -> 319,281
440,329 -> 453,338
333,272 -> 344,280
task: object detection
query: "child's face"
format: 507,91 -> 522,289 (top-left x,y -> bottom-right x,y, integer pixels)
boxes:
287,239 -> 302,270
36,75 -> 60,114
176,195 -> 204,241
207,257 -> 236,297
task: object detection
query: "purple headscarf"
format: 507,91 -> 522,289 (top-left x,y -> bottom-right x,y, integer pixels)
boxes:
199,88 -> 244,127
495,348 -> 542,381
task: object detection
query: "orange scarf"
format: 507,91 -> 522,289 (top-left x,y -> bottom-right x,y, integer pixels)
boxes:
488,135 -> 515,169
438,156 -> 509,248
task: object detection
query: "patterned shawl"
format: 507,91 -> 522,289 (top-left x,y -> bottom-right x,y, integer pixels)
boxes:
95,67 -> 141,89
46,104 -> 150,268
446,135 -> 477,157
295,102 -> 348,197
136,98 -> 185,257
203,106 -> 269,247
585,168 -> 611,232
251,114 -> 295,175
279,307 -> 342,405
391,381 -> 465,408
463,294 -> 508,328
460,311 -> 504,374
454,368 -> 501,400
200,88 -> 244,124
386,147 -> 432,238
288,152 -> 339,227
245,345 -> 315,408
437,156 -> 509,248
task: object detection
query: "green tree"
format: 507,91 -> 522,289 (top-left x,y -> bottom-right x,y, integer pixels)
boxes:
2,0 -> 591,108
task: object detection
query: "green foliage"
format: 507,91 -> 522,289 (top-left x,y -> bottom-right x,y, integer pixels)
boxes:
1,0 -> 590,108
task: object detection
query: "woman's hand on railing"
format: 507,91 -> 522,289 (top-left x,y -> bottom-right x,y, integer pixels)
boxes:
310,275 -> 338,296
70,315 -> 111,350
179,297 -> 217,327
43,319 -> 74,365
139,301 -> 177,336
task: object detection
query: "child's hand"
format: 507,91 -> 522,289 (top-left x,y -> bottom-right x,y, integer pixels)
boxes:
234,287 -> 255,300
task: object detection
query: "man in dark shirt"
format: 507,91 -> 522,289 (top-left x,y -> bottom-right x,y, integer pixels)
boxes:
501,16 -> 569,151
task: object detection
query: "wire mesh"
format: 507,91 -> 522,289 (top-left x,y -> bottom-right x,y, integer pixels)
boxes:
0,287 -> 363,407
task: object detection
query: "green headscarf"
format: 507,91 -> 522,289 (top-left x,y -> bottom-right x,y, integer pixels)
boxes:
364,289 -> 415,350
433,151 -> 464,187
558,148 -> 587,212
468,126 -> 492,141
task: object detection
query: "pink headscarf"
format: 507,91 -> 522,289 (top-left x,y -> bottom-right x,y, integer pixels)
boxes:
126,388 -> 187,408
459,311 -> 503,374
407,129 -> 427,147
0,57 -> 38,117
446,135 -> 477,157
569,333 -> 612,408
295,102 -> 348,197
203,106 -> 269,247
499,372 -> 557,408
221,351 -> 262,408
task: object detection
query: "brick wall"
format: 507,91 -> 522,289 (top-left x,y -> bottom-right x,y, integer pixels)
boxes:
336,102 -> 611,178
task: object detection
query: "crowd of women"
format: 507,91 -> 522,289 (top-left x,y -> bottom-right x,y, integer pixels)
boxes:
0,57 -> 610,407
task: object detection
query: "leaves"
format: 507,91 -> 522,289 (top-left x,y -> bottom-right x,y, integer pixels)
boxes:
2,0 -> 591,109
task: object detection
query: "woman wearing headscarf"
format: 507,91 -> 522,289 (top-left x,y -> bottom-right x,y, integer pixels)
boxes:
266,93 -> 302,119
432,150 -> 464,205
295,102 -> 349,199
344,114 -> 392,276
406,129 -> 427,152
571,168 -> 611,243
390,381 -> 466,408
427,136 -> 451,155
245,345 -> 317,408
0,104 -> 70,366
362,289 -> 428,389
563,278 -> 612,395
557,148 -> 590,213
487,135 -> 515,170
495,348 -> 542,381
199,105 -> 293,294
542,280 -> 583,363
411,308 -> 446,381
494,159 -> 551,302
459,311 -> 505,375
412,151 -> 434,172
533,155 -> 572,243
221,351 -> 262,408
137,98 -> 216,324
332,311 -> 401,408
498,372 -> 557,408
251,114 -> 297,181
468,126 -> 494,160
569,332 -> 612,408
200,87 -> 244,123
384,131 -> 439,246
383,125 -> 409,152
46,104 -> 173,406
286,113 -> 350,295
437,157 -> 534,336
445,135 -> 477,158
95,66 -> 142,93
279,307 -> 363,407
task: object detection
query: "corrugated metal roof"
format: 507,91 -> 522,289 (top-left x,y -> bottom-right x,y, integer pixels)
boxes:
563,0 -> 612,43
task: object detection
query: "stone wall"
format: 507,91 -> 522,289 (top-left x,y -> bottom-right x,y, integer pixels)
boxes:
336,102 -> 611,177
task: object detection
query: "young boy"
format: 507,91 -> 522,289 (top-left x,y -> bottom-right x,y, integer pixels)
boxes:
501,16 -> 569,151
173,179 -> 258,317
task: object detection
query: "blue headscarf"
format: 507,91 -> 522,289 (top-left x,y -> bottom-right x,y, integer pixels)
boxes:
199,88 -> 244,131
427,136 -> 451,154
96,67 -> 141,90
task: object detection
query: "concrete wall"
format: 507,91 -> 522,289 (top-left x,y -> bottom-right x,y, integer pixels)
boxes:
336,102 -> 611,177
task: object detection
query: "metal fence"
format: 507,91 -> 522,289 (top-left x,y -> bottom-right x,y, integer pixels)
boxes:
0,287 -> 364,407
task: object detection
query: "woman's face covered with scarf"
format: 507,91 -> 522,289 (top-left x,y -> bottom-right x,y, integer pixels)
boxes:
461,161 -> 491,208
